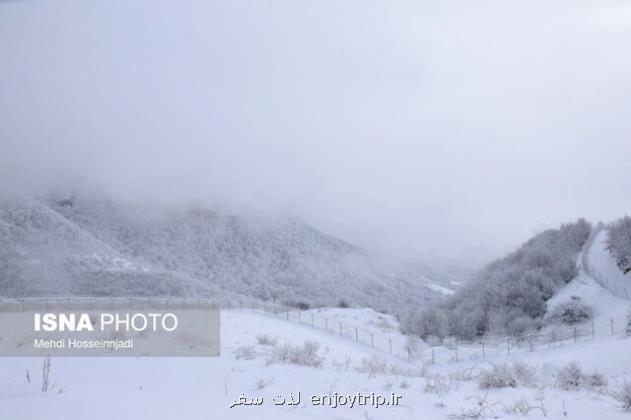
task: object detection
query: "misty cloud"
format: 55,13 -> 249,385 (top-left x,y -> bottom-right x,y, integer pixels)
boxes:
1,0 -> 631,266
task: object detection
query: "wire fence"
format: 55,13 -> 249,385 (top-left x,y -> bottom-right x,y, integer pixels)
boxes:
261,305 -> 631,366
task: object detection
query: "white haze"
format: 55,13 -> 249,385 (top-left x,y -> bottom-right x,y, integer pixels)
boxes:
1,0 -> 631,266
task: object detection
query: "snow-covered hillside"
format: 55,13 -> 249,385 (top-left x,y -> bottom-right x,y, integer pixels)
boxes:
583,224 -> 631,299
0,193 -> 452,313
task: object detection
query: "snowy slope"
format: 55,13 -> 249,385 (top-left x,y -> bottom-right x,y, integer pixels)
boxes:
546,222 -> 631,325
583,224 -> 631,299
1,308 -> 630,420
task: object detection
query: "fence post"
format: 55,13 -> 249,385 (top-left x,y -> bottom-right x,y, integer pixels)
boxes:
611,319 -> 615,335
432,348 -> 435,365
481,340 -> 485,359
389,339 -> 392,355
298,312 -> 301,323
529,338 -> 533,352
591,323 -> 595,339
355,327 -> 358,343
573,327 -> 577,343
507,340 -> 510,356
339,322 -> 343,337
310,314 -> 314,326
370,333 -> 374,349
407,348 -> 411,362
455,347 -> 458,362
286,311 -> 289,321
325,317 -> 328,331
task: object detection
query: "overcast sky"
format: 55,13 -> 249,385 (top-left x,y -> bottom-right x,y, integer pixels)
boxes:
1,0 -> 631,266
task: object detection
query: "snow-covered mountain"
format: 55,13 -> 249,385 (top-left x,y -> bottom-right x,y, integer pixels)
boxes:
0,193 -> 448,313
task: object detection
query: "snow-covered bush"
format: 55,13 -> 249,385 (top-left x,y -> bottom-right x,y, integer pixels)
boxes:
337,299 -> 351,308
478,362 -> 537,389
547,298 -> 593,325
358,356 -> 389,377
607,216 -> 631,272
511,361 -> 537,387
478,364 -> 518,389
286,301 -> 311,310
267,341 -> 323,368
506,316 -> 539,338
401,308 -> 448,340
424,374 -> 452,395
255,334 -> 278,346
234,345 -> 257,360
587,372 -> 607,390
555,363 -> 584,390
617,382 -> 631,411
555,362 -> 606,391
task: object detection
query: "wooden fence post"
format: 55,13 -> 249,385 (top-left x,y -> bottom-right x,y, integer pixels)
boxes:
354,327 -> 358,343
389,339 -> 392,355
611,319 -> 615,335
339,322 -> 343,337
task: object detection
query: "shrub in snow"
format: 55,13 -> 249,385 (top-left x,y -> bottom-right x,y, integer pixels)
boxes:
506,316 -> 539,338
511,361 -> 537,388
403,308 -> 448,340
267,341 -> 323,368
255,334 -> 278,346
547,298 -> 593,325
478,362 -> 538,389
554,362 -> 606,391
404,335 -> 423,360
286,301 -> 311,310
424,374 -> 452,395
617,382 -> 631,411
337,299 -> 351,308
234,345 -> 257,360
555,362 -> 584,390
358,356 -> 389,377
587,372 -> 608,390
478,364 -> 518,389
255,378 -> 272,389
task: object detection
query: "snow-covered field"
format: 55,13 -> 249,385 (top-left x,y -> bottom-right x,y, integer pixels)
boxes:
2,305 -> 630,420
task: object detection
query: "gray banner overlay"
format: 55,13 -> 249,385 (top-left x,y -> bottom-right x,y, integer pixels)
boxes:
0,299 -> 220,357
